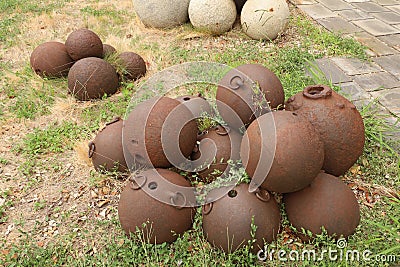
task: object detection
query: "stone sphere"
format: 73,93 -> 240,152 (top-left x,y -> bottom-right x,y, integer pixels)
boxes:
241,0 -> 290,40
30,41 -> 74,78
189,0 -> 237,35
132,0 -> 190,28
67,57 -> 119,101
65,28 -> 103,60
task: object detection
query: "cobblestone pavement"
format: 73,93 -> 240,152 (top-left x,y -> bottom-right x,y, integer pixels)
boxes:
291,0 -> 400,143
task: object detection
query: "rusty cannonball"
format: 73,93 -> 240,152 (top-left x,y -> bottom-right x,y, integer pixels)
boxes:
123,96 -> 198,169
241,110 -> 324,193
191,125 -> 242,183
102,44 -> 117,58
65,28 -> 103,61
202,183 -> 281,253
285,85 -> 365,176
216,64 -> 284,129
175,94 -> 214,118
88,117 -> 127,173
118,168 -> 195,244
283,172 -> 360,241
30,41 -> 74,78
67,57 -> 119,101
118,52 -> 147,81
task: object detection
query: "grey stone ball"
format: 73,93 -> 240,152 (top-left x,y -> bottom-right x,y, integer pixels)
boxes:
132,0 -> 190,28
189,0 -> 237,35
241,0 -> 290,40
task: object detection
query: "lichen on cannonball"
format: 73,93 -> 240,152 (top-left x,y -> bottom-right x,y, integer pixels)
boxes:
67,57 -> 119,101
132,0 -> 190,28
65,28 -> 103,61
241,0 -> 290,40
189,0 -> 237,35
30,41 -> 74,78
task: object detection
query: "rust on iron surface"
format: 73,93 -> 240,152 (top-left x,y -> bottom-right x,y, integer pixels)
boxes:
118,168 -> 195,244
283,172 -> 360,241
286,84 -> 365,176
216,64 -> 284,129
202,183 -> 281,253
89,117 -> 128,173
241,110 -> 324,193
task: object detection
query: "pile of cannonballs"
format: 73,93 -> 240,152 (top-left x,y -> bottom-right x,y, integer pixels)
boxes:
30,28 -> 147,100
89,63 -> 365,253
132,0 -> 290,40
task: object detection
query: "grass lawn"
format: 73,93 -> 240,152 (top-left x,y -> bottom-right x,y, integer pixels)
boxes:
0,0 -> 399,266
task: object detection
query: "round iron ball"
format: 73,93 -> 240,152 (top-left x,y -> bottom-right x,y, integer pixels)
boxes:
30,41 -> 74,78
216,64 -> 284,129
202,183 -> 281,253
241,110 -> 324,193
88,117 -> 128,173
118,52 -> 147,81
284,172 -> 360,241
102,44 -> 117,58
65,28 -> 103,60
118,168 -> 195,244
67,57 -> 119,101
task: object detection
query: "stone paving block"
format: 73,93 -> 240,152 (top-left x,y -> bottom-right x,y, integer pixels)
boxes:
353,19 -> 400,36
337,81 -> 372,101
308,58 -> 353,84
331,57 -> 382,75
372,11 -> 400,24
378,33 -> 400,50
373,54 -> 400,76
373,0 -> 400,6
352,2 -> 391,12
298,4 -> 336,19
370,87 -> 400,115
354,32 -> 398,55
317,16 -> 363,33
318,0 -> 354,10
337,9 -> 374,20
386,5 -> 400,13
354,71 -> 400,91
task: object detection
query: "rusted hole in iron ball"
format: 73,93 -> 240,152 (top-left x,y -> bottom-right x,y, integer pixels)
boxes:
183,97 -> 191,101
228,190 -> 237,198
148,182 -> 158,190
308,87 -> 324,95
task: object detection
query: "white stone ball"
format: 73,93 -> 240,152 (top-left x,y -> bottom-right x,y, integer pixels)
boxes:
189,0 -> 237,35
132,0 -> 190,28
241,0 -> 290,40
